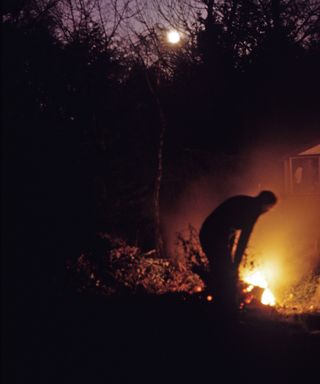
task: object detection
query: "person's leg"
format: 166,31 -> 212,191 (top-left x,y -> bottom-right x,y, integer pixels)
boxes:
208,231 -> 230,298
209,229 -> 239,316
224,229 -> 239,315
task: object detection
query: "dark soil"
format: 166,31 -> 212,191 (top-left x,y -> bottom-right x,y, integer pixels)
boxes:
4,292 -> 320,384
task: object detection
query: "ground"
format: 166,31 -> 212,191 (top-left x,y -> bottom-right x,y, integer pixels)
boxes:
4,292 -> 320,384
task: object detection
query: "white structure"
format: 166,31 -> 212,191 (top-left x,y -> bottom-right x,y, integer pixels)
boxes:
284,143 -> 320,195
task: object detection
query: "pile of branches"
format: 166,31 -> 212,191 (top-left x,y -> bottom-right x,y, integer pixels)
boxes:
67,231 -> 207,297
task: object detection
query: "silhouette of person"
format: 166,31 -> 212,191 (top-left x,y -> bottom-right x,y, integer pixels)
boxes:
199,191 -> 277,314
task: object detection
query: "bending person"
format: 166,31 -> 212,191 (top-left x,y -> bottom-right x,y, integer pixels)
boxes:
199,190 -> 277,314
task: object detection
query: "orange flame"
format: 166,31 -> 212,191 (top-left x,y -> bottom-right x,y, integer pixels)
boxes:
242,270 -> 276,306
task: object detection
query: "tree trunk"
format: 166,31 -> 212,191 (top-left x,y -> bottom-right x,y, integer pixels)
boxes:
145,72 -> 166,258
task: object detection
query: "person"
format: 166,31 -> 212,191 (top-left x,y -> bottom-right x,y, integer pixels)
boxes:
199,190 -> 277,314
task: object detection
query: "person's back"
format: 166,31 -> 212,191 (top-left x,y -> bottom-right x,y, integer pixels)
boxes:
200,195 -> 261,243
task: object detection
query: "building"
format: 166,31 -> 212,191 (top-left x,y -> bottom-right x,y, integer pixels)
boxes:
284,143 -> 320,196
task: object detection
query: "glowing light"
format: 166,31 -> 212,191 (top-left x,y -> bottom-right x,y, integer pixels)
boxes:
167,30 -> 181,44
243,271 -> 267,289
261,288 -> 276,306
242,270 -> 276,306
206,295 -> 213,302
243,285 -> 254,293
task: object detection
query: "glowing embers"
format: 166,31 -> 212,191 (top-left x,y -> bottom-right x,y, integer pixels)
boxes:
194,285 -> 203,293
241,270 -> 276,307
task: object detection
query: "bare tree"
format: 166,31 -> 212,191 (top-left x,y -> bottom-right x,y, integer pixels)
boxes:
125,21 -> 168,258
46,0 -> 138,45
120,1 -> 200,258
137,0 -> 320,60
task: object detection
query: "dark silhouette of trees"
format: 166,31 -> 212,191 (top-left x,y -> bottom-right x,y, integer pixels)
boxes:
2,0 -> 320,263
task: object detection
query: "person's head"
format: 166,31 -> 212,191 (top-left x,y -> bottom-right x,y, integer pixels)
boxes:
256,190 -> 277,213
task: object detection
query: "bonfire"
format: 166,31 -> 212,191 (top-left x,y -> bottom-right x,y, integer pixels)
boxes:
240,269 -> 276,307
238,256 -> 320,315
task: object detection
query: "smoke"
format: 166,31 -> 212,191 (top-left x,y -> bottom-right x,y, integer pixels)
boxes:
161,141 -> 320,308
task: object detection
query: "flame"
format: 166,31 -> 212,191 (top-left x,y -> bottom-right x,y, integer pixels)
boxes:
244,285 -> 254,292
243,271 -> 267,289
261,288 -> 276,306
242,270 -> 276,306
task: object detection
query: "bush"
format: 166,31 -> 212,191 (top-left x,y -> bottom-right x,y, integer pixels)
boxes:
67,232 -> 206,297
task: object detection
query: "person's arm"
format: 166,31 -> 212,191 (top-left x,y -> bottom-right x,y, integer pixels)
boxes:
233,221 -> 255,269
